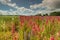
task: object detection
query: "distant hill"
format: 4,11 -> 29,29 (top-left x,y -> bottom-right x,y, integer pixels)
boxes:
50,12 -> 60,16
35,11 -> 60,16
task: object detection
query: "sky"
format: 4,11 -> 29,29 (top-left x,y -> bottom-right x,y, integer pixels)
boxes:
0,0 -> 60,15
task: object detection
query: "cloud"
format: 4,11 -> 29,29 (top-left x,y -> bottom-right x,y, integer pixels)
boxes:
0,8 -> 35,15
30,0 -> 60,10
0,10 -> 9,15
0,0 -> 36,15
0,10 -> 19,15
0,0 -> 16,8
29,0 -> 60,15
0,0 -> 60,15
0,0 -> 11,3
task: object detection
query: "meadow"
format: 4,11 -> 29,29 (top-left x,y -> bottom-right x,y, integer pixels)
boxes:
0,16 -> 60,40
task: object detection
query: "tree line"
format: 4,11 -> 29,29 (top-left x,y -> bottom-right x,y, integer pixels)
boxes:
35,11 -> 60,16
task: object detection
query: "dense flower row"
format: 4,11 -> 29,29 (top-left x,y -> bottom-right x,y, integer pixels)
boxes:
20,16 -> 60,40
0,16 -> 60,40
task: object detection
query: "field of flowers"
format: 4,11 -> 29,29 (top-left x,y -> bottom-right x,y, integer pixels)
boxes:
0,16 -> 60,40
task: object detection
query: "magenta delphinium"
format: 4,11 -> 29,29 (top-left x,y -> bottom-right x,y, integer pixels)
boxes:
50,35 -> 54,40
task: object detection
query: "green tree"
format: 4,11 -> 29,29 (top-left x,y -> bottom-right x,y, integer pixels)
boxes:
50,12 -> 60,16
43,13 -> 48,16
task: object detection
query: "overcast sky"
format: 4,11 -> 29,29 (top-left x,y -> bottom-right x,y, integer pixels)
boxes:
0,0 -> 60,15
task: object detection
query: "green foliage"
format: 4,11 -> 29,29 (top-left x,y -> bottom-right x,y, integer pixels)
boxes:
35,11 -> 60,16
43,14 -> 48,16
50,12 -> 60,16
